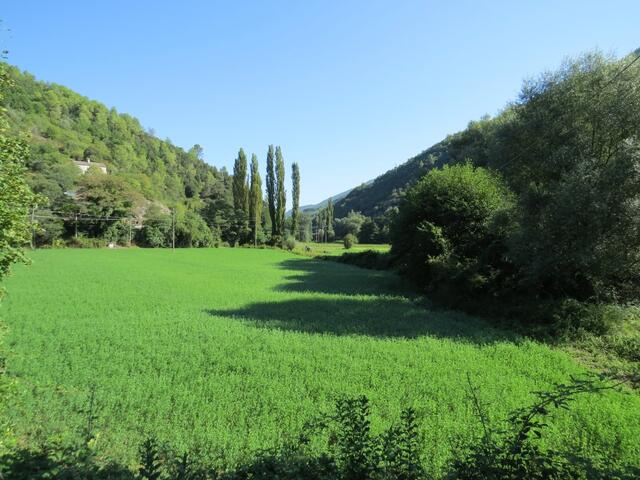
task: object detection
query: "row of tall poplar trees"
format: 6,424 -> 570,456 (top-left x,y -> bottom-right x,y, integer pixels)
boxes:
232,145 -> 301,245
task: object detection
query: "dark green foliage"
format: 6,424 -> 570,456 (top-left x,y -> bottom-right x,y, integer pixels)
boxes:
335,210 -> 366,239
333,396 -> 378,480
1,62 -> 235,247
334,142 -> 452,218
297,211 -> 313,242
33,209 -> 65,247
138,438 -> 162,480
381,408 -> 423,480
338,50 -> 640,322
0,62 -> 39,288
138,206 -> 172,247
266,145 -> 277,239
291,162 -> 301,239
3,63 -> 228,207
343,233 -> 356,249
275,146 -> 286,241
176,211 -> 214,247
390,163 -> 513,295
282,235 -> 296,251
493,52 -> 640,302
249,154 -> 263,246
325,198 -> 334,241
232,148 -> 249,245
326,250 -> 392,271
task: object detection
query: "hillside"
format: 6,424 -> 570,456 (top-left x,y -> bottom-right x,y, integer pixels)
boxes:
297,187 -> 354,215
2,63 -> 232,216
333,141 -> 452,218
333,119 -> 493,218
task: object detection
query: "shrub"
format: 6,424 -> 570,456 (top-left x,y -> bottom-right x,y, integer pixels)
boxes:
449,374 -> 631,480
330,250 -> 391,270
67,235 -> 104,248
282,236 -> 296,251
552,299 -> 626,336
343,234 -> 357,249
390,163 -> 514,293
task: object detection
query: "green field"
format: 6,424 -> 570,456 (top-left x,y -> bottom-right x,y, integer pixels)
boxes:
1,249 -> 639,474
292,242 -> 390,257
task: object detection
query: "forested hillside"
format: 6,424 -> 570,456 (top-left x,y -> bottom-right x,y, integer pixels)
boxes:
334,117 -> 505,219
2,63 -> 235,245
334,141 -> 451,217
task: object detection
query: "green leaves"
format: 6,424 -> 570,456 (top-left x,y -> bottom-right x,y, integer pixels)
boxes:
0,63 -> 39,293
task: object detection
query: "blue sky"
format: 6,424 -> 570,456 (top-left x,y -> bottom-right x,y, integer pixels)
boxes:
3,1 -> 639,205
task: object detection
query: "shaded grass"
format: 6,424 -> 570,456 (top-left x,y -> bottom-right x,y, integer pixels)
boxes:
1,249 -> 639,475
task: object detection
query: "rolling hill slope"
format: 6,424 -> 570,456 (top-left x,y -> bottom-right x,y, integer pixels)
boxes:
2,63 -> 232,212
333,140 -> 453,218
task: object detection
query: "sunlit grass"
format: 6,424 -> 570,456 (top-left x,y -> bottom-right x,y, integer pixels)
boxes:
2,248 -> 639,474
293,241 -> 390,257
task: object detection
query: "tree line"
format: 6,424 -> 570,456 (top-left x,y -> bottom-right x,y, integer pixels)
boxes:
229,145 -> 302,247
384,50 -> 640,330
0,62 -> 315,249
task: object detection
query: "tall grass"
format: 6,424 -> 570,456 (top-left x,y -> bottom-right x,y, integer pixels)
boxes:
1,249 -> 639,476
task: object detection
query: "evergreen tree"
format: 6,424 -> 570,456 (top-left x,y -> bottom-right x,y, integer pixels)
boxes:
249,154 -> 263,246
275,146 -> 286,239
291,162 -> 301,239
266,145 -> 277,239
232,148 -> 248,244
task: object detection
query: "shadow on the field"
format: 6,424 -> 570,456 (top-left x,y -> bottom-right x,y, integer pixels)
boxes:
208,257 -> 514,342
207,298 -> 513,342
0,447 -> 135,480
274,257 -> 414,297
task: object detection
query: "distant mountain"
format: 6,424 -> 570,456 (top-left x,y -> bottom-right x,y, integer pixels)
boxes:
298,188 -> 355,215
285,187 -> 358,217
333,140 -> 454,218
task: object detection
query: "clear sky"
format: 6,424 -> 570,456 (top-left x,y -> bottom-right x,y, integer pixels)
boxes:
2,1 -> 639,205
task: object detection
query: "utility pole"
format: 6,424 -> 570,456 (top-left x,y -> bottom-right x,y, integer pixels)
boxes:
74,213 -> 78,238
128,217 -> 132,247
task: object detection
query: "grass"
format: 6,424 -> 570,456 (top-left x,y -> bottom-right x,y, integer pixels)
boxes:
1,248 -> 639,475
292,241 -> 390,257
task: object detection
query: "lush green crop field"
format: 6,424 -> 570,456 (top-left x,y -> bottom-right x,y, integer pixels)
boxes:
292,241 -> 390,257
1,249 -> 639,474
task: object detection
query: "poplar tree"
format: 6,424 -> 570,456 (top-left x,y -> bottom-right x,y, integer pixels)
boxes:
266,145 -> 277,239
232,148 -> 248,243
232,148 -> 248,211
326,198 -> 334,242
291,162 -> 301,239
275,146 -> 286,239
249,154 -> 263,246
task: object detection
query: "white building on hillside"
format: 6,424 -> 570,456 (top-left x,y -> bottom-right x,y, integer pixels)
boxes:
73,158 -> 107,174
